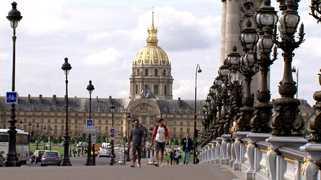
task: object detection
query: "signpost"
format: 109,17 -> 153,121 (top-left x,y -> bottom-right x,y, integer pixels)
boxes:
110,128 -> 115,139
6,92 -> 18,104
86,119 -> 93,126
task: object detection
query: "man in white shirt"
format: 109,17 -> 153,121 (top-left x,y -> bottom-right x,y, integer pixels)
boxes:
150,119 -> 169,167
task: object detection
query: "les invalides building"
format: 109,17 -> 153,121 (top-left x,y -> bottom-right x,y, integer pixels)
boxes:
0,11 -> 204,143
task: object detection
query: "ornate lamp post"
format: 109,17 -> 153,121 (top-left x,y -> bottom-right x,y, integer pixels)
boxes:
236,20 -> 259,132
5,1 -> 22,167
226,48 -> 242,133
250,0 -> 278,133
86,80 -> 95,166
193,64 -> 202,164
218,64 -> 230,135
271,0 -> 305,136
61,57 -> 72,166
110,103 -> 115,165
310,0 -> 321,23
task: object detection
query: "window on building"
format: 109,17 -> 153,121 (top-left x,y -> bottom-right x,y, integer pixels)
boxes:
187,122 -> 190,126
136,85 -> 138,94
180,128 -> 183,133
154,69 -> 158,76
137,69 -> 140,75
33,119 -> 36,123
154,85 -> 158,95
173,127 -> 176,133
163,69 -> 166,76
180,121 -> 183,126
99,120 -> 101,124
48,119 -> 50,123
145,69 -> 148,76
164,85 -> 167,95
61,119 -> 64,124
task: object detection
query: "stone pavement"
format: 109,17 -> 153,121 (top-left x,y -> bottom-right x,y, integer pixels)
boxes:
0,159 -> 243,180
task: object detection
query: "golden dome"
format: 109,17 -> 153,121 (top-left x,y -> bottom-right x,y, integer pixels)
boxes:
134,10 -> 170,66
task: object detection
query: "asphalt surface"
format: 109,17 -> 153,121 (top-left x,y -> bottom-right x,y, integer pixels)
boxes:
0,157 -> 243,180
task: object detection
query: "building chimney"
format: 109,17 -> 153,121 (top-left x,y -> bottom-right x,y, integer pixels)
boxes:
52,95 -> 56,106
96,96 -> 99,102
177,97 -> 181,109
109,96 -> 112,104
39,94 -> 43,104
28,94 -> 31,103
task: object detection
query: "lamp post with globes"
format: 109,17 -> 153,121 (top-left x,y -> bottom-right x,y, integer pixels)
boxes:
193,64 -> 202,164
86,80 -> 95,166
251,0 -> 278,133
270,0 -> 305,136
61,57 -> 72,166
5,1 -> 22,167
110,103 -> 115,165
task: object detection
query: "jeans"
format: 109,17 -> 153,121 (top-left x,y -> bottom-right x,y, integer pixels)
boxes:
183,149 -> 190,165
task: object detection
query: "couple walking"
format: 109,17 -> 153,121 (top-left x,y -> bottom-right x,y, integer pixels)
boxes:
128,118 -> 169,168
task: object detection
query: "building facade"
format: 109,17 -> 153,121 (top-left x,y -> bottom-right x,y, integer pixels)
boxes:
0,11 -> 203,143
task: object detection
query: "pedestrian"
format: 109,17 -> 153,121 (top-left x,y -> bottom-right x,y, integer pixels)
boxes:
175,149 -> 181,165
181,133 -> 193,165
170,147 -> 175,165
150,118 -> 169,167
0,151 -> 5,167
128,119 -> 145,168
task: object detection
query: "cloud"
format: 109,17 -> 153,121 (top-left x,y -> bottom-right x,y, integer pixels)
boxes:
82,48 -> 122,68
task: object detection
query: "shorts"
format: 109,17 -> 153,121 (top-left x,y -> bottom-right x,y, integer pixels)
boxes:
132,144 -> 142,154
155,141 -> 165,152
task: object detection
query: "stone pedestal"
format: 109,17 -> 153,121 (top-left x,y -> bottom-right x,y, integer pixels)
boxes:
216,137 -> 223,164
233,131 -> 250,170
266,136 -> 307,180
246,133 -> 271,180
300,143 -> 321,180
221,134 -> 231,165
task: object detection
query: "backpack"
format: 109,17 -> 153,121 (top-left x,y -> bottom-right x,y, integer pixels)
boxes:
155,125 -> 166,132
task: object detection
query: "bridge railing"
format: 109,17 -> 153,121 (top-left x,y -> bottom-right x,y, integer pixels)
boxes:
199,133 -> 320,180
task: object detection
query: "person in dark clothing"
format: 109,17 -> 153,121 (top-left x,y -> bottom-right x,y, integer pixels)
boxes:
128,119 -> 145,168
181,133 -> 193,165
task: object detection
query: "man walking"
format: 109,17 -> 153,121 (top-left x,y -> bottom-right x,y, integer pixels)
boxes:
150,119 -> 169,167
128,119 -> 145,167
182,133 -> 193,165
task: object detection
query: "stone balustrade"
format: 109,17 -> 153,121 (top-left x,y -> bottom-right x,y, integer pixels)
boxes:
200,133 -> 321,180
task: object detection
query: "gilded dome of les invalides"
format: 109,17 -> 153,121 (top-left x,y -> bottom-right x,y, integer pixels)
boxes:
134,11 -> 169,66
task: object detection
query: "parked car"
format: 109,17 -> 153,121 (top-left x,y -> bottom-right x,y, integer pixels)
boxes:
30,150 -> 46,163
41,150 -> 61,166
98,147 -> 112,157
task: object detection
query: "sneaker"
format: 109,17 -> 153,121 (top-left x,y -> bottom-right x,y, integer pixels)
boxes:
160,163 -> 164,167
137,162 -> 141,167
154,163 -> 159,167
130,162 -> 135,168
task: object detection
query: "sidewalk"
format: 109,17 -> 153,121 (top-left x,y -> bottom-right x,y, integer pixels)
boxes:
0,159 -> 242,180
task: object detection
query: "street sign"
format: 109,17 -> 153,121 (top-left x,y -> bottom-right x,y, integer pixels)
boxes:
110,128 -> 115,134
82,126 -> 97,134
6,92 -> 18,104
86,119 -> 93,126
110,127 -> 115,139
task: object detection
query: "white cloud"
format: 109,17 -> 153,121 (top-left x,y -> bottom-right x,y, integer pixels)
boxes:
83,48 -> 122,68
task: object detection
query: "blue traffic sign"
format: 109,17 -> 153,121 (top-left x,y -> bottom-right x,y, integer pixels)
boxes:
6,92 -> 18,104
87,119 -> 93,126
110,128 -> 115,134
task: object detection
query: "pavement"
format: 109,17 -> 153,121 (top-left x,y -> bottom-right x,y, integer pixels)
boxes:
0,158 -> 243,180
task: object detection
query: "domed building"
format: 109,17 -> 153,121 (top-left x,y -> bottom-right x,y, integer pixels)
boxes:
0,11 -> 206,146
129,11 -> 173,99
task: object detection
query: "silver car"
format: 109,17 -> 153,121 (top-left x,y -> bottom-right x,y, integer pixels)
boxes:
41,151 -> 61,166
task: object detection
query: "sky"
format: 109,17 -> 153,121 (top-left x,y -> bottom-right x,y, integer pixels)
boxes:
0,0 -> 320,106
